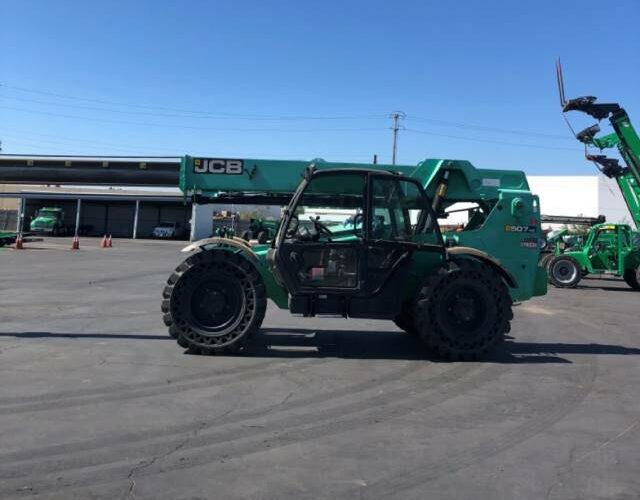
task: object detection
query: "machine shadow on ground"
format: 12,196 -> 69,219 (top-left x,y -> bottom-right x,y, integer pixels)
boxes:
3,329 -> 639,364
247,328 -> 640,363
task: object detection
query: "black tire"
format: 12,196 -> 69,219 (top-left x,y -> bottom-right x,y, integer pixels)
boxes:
393,301 -> 418,335
413,258 -> 512,361
548,255 -> 582,288
161,249 -> 267,355
240,230 -> 251,241
623,266 -> 640,290
538,253 -> 554,270
257,231 -> 268,244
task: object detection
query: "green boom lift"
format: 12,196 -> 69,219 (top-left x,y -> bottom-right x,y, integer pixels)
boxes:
546,61 -> 640,289
161,156 -> 547,360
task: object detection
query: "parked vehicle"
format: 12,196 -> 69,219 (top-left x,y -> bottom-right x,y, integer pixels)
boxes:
29,208 -> 67,235
152,221 -> 185,239
547,223 -> 640,289
554,61 -> 640,289
0,231 -> 17,247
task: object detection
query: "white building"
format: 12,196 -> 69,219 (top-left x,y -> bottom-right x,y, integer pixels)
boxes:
528,174 -> 635,227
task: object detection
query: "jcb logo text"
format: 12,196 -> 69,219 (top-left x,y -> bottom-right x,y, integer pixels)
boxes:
194,158 -> 243,175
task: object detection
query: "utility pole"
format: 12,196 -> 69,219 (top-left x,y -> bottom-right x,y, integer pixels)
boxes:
389,111 -> 405,165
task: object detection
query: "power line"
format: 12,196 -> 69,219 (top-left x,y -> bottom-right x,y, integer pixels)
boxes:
404,128 -> 581,151
0,105 -> 387,133
0,83 -> 580,142
405,114 -> 572,141
0,83 -> 385,121
0,128 -> 384,161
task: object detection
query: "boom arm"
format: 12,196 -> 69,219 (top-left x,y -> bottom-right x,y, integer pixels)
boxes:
181,155 -> 532,211
556,60 -> 640,229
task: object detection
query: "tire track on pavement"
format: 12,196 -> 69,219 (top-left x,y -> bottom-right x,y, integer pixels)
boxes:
0,362 -> 501,496
0,357 -> 316,415
360,355 -> 599,498
0,358 -> 425,465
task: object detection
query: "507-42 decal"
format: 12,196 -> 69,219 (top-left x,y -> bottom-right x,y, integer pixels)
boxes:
504,224 -> 537,234
193,158 -> 244,175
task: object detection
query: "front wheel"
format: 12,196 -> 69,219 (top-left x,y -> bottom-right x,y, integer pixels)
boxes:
623,266 -> 640,290
161,249 -> 267,354
548,255 -> 582,288
413,259 -> 512,360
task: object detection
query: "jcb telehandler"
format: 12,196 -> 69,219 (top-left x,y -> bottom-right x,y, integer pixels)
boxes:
550,61 -> 640,290
161,156 -> 547,359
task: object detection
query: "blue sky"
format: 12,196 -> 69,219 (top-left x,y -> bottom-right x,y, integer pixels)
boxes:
1,0 -> 638,174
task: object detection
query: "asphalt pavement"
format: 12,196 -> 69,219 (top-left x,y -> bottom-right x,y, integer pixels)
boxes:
0,237 -> 638,499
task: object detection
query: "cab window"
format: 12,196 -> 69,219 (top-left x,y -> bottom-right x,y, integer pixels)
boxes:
284,173 -> 366,243
370,176 -> 426,241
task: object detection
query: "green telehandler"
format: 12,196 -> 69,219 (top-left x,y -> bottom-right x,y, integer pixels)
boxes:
538,214 -> 604,270
161,156 -> 547,360
549,61 -> 640,290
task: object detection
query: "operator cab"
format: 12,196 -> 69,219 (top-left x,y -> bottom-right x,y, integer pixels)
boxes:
270,167 -> 444,318
588,224 -> 633,271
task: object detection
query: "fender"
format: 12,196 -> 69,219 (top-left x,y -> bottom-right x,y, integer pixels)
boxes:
181,237 -> 260,266
181,236 -> 290,309
447,246 -> 518,288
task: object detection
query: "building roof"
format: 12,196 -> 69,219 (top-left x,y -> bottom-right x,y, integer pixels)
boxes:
0,154 -> 180,163
0,185 -> 188,203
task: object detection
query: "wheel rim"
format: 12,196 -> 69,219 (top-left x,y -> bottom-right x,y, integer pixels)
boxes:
552,260 -> 578,284
188,277 -> 245,334
439,283 -> 488,338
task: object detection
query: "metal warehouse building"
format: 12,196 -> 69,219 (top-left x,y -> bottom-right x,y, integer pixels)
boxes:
0,156 -> 192,239
0,186 -> 191,239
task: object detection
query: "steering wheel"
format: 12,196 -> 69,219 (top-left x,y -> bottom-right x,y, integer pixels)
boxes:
352,213 -> 364,237
310,216 -> 333,240
285,214 -> 299,238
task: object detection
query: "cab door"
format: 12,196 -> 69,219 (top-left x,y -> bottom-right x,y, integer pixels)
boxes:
272,170 -> 367,316
272,169 -> 441,319
348,173 -> 443,317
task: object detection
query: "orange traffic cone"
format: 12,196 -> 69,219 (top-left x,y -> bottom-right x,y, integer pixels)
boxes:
100,235 -> 108,248
14,234 -> 24,249
71,235 -> 80,250
106,235 -> 113,248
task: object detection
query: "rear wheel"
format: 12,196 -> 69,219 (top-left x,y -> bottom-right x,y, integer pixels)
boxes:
161,249 -> 267,354
413,259 -> 512,360
623,265 -> 640,290
548,255 -> 582,288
